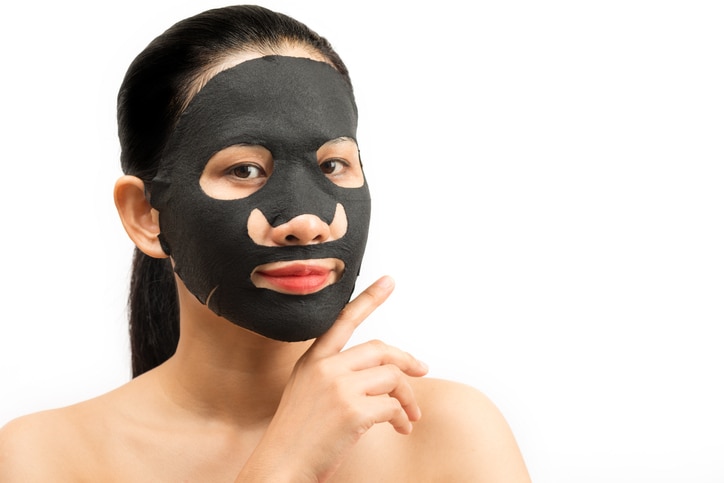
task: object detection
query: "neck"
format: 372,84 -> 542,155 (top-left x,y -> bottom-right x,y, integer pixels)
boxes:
154,285 -> 313,425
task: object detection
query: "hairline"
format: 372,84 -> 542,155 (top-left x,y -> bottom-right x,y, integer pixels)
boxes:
180,41 -> 333,114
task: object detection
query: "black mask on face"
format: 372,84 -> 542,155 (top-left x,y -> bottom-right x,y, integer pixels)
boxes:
149,56 -> 371,341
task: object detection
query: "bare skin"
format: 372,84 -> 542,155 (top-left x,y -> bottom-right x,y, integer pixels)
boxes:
0,277 -> 530,482
0,47 -> 530,482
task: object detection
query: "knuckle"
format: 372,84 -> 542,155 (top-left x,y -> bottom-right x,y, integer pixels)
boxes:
382,363 -> 403,383
387,395 -> 404,416
358,289 -> 378,305
366,338 -> 388,354
340,401 -> 370,430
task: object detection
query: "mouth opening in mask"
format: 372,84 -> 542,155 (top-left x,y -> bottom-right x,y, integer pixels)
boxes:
251,258 -> 346,295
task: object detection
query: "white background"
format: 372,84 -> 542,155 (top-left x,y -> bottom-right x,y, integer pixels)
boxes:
1,1 -> 722,482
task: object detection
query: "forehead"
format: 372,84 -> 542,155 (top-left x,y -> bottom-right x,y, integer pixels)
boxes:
185,46 -> 331,104
169,56 -> 358,160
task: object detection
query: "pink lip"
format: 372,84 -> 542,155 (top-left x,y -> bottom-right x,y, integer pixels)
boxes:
256,264 -> 332,294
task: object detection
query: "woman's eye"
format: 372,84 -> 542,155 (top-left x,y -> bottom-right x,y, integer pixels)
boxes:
229,164 -> 265,179
319,158 -> 347,176
315,138 -> 364,188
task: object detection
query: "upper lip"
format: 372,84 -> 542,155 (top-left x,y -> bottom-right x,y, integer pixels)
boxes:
255,263 -> 330,277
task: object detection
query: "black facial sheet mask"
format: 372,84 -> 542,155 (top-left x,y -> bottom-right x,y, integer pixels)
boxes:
150,56 -> 371,341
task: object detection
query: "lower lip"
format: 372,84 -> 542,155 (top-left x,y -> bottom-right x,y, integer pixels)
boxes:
256,268 -> 332,294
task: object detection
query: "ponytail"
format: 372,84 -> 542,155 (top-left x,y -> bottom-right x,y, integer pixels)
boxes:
128,248 -> 179,377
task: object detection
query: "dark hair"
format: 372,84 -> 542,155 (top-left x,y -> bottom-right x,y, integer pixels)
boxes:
117,5 -> 351,377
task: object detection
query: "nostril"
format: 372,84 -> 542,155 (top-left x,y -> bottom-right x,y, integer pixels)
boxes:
267,213 -> 333,246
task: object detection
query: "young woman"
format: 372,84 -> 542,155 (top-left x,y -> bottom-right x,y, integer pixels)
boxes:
0,5 -> 530,481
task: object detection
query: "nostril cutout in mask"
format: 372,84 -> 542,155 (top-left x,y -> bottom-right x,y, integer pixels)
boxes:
247,204 -> 348,247
149,56 -> 371,341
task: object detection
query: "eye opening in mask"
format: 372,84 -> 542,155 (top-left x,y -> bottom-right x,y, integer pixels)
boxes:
316,137 -> 364,188
199,143 -> 274,200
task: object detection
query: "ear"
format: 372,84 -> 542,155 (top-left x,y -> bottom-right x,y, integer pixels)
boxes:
114,175 -> 169,259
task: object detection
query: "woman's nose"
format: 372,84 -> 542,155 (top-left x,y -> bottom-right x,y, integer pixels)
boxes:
270,214 -> 331,245
247,204 -> 348,247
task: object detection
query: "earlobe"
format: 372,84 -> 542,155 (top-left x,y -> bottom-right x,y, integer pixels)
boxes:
114,175 -> 169,259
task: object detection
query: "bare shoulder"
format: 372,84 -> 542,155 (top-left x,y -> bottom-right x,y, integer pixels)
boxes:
407,377 -> 531,482
0,407 -> 82,481
0,394 -> 115,482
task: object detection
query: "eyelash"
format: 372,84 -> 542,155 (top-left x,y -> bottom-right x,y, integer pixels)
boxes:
227,163 -> 267,180
319,158 -> 349,175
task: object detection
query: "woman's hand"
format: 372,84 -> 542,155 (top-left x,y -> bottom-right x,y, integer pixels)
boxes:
235,275 -> 428,482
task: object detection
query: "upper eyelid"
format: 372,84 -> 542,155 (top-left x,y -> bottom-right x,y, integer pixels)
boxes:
318,145 -> 359,162
319,156 -> 352,166
220,162 -> 261,175
212,148 -> 271,170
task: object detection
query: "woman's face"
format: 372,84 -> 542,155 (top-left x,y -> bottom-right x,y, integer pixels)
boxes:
149,54 -> 370,342
200,137 -> 363,295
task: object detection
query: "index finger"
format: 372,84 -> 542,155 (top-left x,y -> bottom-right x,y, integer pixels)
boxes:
309,275 -> 395,356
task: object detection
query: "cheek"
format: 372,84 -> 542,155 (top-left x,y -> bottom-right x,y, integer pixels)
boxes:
247,208 -> 272,245
329,204 -> 348,239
